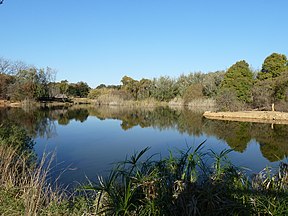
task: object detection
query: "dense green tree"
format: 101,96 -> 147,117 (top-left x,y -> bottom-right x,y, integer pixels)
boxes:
76,82 -> 90,98
34,67 -> 55,99
58,80 -> 69,94
96,84 -> 107,89
137,78 -> 153,100
258,53 -> 288,80
121,76 -> 139,100
220,60 -> 253,103
68,82 -> 90,98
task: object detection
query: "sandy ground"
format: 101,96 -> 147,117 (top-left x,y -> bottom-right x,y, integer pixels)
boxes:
203,111 -> 288,124
0,100 -> 22,107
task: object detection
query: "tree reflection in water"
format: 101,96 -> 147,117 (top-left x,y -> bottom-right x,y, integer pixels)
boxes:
1,105 -> 287,162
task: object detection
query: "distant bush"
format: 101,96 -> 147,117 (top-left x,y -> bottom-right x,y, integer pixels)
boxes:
182,83 -> 204,105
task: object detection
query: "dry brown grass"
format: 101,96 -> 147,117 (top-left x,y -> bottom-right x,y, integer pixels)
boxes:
0,145 -> 65,215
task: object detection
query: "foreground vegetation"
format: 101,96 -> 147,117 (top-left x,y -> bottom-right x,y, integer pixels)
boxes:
0,123 -> 287,215
1,52 -> 288,111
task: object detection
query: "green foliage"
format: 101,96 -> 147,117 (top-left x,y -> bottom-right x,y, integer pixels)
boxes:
176,72 -> 205,96
220,60 -> 253,103
87,88 -> 103,99
202,71 -> 225,97
0,122 -> 34,153
58,80 -> 69,94
209,148 -> 234,179
7,67 -> 55,101
68,81 -> 90,98
258,53 -> 288,80
138,78 -> 153,100
151,76 -> 179,101
121,76 -> 140,100
274,73 -> 288,102
252,69 -> 288,110
83,146 -> 288,215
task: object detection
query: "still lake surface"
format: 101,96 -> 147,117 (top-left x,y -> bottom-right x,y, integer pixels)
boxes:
1,105 -> 288,187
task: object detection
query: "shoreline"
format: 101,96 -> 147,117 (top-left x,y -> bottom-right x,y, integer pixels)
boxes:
0,98 -> 216,111
203,111 -> 288,124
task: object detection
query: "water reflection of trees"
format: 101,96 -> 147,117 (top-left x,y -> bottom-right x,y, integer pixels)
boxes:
1,106 -> 287,162
203,120 -> 252,152
57,108 -> 89,125
0,106 -> 89,138
204,121 -> 288,161
0,107 -> 56,139
87,106 -> 288,162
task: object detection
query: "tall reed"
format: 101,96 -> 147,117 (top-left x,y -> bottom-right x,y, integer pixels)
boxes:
83,144 -> 288,215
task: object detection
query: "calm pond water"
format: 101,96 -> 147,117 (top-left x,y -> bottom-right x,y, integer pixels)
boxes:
1,105 -> 287,187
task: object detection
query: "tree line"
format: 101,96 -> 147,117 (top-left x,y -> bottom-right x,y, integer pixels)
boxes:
1,52 -> 288,111
88,52 -> 288,111
0,57 -> 90,101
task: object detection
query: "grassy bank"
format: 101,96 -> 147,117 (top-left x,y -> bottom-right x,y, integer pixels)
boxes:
0,124 -> 287,215
0,123 -> 95,215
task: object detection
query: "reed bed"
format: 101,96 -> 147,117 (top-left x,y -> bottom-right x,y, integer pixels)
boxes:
84,144 -> 288,216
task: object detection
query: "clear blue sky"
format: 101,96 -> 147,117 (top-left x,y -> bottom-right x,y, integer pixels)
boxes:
1,0 -> 287,88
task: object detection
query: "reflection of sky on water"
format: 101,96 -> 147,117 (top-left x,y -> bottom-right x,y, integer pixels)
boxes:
34,115 -> 286,187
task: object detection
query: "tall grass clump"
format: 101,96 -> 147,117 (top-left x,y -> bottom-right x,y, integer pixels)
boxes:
0,123 -> 97,215
0,123 -> 65,215
85,143 -> 288,215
